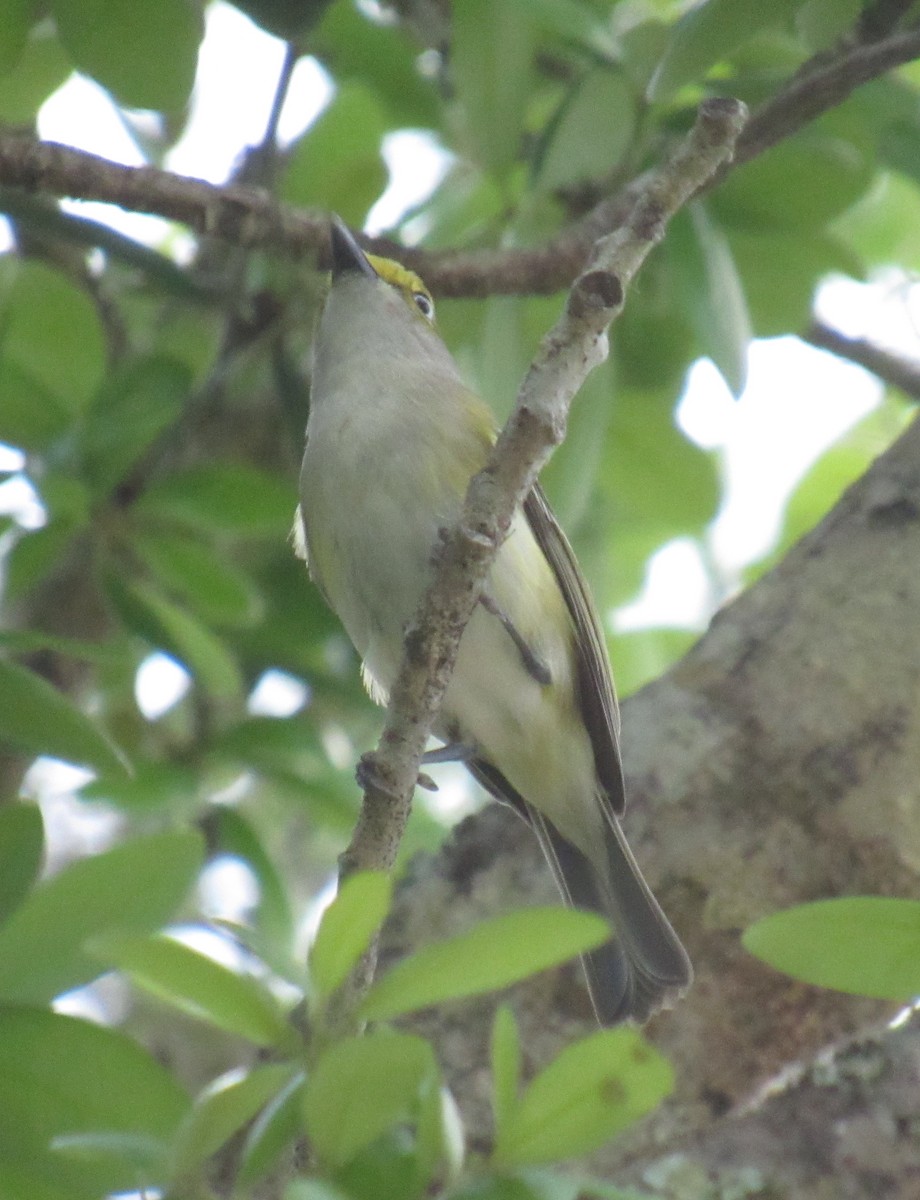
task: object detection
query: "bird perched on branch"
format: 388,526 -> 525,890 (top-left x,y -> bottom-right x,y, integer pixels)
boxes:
294,217 -> 691,1023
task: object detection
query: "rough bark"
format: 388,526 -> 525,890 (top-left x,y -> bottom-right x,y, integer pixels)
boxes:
380,411 -> 920,1194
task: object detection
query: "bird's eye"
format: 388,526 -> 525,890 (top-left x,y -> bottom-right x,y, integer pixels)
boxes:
412,291 -> 434,320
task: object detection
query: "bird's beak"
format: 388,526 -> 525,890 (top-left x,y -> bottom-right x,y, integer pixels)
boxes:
330,217 -> 377,281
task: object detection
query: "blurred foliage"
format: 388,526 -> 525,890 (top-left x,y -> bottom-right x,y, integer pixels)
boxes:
0,0 -> 918,1196
744,896 -> 920,1002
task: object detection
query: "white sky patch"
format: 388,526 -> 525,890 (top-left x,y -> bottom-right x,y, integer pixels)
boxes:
22,768 -> 122,876
615,537 -> 714,631
39,72 -> 148,167
367,130 -> 453,234
0,472 -> 45,528
198,855 -> 260,923
816,269 -> 920,349
247,669 -> 310,717
168,1 -> 333,181
39,74 -> 175,245
419,760 -> 482,824
36,1 -> 334,250
698,337 -> 880,572
297,871 -> 338,956
135,652 -> 192,719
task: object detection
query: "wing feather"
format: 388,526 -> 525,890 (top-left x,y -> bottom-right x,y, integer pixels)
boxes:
523,485 -> 626,816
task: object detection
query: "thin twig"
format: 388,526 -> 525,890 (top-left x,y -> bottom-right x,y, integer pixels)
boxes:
732,24 -> 920,167
805,318 -> 920,402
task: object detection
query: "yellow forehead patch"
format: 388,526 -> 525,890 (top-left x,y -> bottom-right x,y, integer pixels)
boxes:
366,253 -> 433,308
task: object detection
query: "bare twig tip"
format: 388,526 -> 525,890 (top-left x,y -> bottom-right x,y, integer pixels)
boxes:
696,97 -> 749,149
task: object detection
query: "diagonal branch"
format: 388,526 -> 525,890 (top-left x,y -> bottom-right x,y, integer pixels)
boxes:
0,23 -> 916,298
732,23 -> 920,168
805,317 -> 920,402
335,98 -> 747,1015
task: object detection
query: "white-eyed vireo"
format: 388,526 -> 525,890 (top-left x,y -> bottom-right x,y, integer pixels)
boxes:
294,218 -> 691,1023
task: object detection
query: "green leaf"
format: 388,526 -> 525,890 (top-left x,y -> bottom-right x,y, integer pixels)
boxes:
414,1079 -> 465,1193
648,0 -> 803,101
0,357 -> 71,451
93,933 -> 293,1046
0,23 -> 71,121
612,252 -> 695,394
80,760 -> 200,815
283,83 -> 387,227
284,1181 -> 353,1200
536,68 -> 635,194
3,522 -> 80,601
528,0 -> 610,47
0,0 -> 31,73
609,627 -> 698,698
452,0 -> 536,176
0,1005 -> 189,1196
360,907 -> 610,1021
0,803 -> 43,926
770,399 -> 912,564
51,0 -> 202,111
494,1028 -> 673,1167
586,386 -> 719,607
310,871 -> 393,1003
333,1134 -> 429,1200
670,204 -> 751,396
540,352 -> 617,532
0,629 -> 121,665
79,356 -> 190,494
209,807 -> 296,963
728,229 -> 858,336
234,0 -> 331,41
712,130 -> 875,231
106,574 -> 244,700
213,713 -> 325,775
313,1 -> 440,130
0,656 -> 129,777
448,1172 -> 586,1200
303,1032 -> 438,1167
491,1005 -> 521,1140
238,1070 -> 306,1187
49,1130 -> 169,1180
0,259 -> 105,416
835,170 -> 920,274
743,897 -> 920,1000
0,830 -> 203,1004
135,462 -> 294,535
137,529 -> 261,627
795,0 -> 861,50
172,1063 -> 299,1179
417,162 -> 506,250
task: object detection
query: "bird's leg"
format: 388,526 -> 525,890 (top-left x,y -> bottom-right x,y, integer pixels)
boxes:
413,741 -> 477,791
420,742 -> 475,764
479,592 -> 552,686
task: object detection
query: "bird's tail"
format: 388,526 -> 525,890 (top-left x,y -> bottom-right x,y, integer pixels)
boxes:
532,808 -> 692,1025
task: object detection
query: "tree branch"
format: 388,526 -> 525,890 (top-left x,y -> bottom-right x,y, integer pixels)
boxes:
336,101 -> 747,1028
0,20 -> 916,299
805,318 -> 920,402
733,23 -> 920,167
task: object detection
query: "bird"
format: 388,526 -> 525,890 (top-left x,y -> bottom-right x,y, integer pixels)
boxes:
294,216 -> 692,1023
